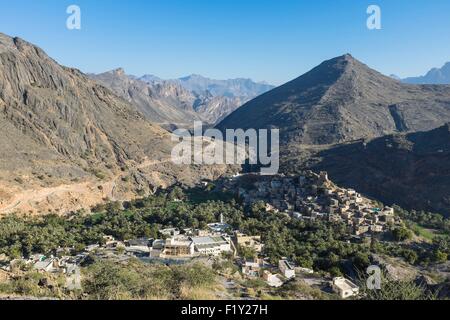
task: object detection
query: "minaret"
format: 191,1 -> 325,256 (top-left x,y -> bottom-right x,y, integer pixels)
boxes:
220,213 -> 224,224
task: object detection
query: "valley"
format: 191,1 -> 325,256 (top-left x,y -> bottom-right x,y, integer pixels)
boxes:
0,28 -> 449,302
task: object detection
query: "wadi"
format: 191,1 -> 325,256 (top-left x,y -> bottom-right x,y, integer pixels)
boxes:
0,5 -> 450,303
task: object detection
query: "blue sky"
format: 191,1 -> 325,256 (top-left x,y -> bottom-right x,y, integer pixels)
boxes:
0,0 -> 449,85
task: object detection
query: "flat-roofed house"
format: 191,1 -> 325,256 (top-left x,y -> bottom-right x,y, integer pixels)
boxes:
278,259 -> 296,279
241,259 -> 264,277
332,277 -> 359,299
234,232 -> 263,253
263,271 -> 283,287
191,236 -> 231,256
33,258 -> 58,273
162,237 -> 195,257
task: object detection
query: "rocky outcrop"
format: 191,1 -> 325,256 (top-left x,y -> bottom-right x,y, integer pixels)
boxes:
0,33 -> 233,214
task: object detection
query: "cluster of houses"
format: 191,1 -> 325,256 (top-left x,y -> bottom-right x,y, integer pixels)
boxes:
241,257 -> 314,288
0,172 -> 378,298
2,254 -> 82,291
228,171 -> 400,237
240,256 -> 360,298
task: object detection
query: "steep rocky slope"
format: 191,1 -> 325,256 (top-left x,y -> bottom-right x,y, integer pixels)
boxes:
0,33 -> 232,214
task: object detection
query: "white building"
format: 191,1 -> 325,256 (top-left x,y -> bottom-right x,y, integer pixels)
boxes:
162,237 -> 195,257
159,228 -> 180,237
33,258 -> 58,273
263,271 -> 283,287
279,259 -> 296,279
241,259 -> 264,277
191,236 -> 231,256
65,264 -> 81,291
332,277 -> 359,299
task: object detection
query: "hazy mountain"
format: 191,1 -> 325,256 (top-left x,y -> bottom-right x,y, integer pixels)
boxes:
139,74 -> 163,83
0,33 -> 232,214
304,124 -> 450,216
403,62 -> 450,84
176,74 -> 275,98
217,54 -> 450,145
90,69 -> 204,128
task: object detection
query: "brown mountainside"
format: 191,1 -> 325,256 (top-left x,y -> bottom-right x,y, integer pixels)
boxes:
217,54 -> 450,145
0,33 -> 232,214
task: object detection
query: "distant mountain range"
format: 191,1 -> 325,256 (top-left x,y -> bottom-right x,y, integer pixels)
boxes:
90,71 -> 274,128
174,74 -> 275,99
138,73 -> 274,99
391,61 -> 450,84
217,54 -> 450,145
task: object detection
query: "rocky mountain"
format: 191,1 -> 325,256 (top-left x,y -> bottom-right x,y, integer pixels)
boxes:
217,54 -> 450,145
91,70 -> 252,126
403,62 -> 450,84
90,69 -> 203,128
0,33 -> 233,214
301,124 -> 450,217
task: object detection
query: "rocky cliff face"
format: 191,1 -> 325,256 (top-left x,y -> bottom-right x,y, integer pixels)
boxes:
0,33 -> 233,215
91,69 -> 247,127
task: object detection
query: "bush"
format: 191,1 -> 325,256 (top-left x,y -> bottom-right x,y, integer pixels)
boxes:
392,227 -> 413,242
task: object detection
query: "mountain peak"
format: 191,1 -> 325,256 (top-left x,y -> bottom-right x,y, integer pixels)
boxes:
218,54 -> 450,145
338,53 -> 354,61
111,68 -> 126,76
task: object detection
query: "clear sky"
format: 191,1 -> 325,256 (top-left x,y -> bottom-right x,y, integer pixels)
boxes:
1,0 -> 449,85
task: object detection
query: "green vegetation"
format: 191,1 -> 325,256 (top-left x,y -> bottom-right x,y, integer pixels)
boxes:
0,187 -> 449,300
393,205 -> 450,235
0,271 -> 68,299
392,227 -> 413,242
407,222 -> 437,241
359,271 -> 438,300
0,259 -> 217,300
83,259 -> 216,300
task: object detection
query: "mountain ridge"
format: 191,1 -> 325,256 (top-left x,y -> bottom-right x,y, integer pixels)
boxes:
403,61 -> 450,84
90,69 -> 257,126
217,54 -> 450,145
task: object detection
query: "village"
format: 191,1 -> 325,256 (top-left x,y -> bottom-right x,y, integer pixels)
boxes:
0,218 -> 362,299
0,170 -> 404,299
224,170 -> 401,238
